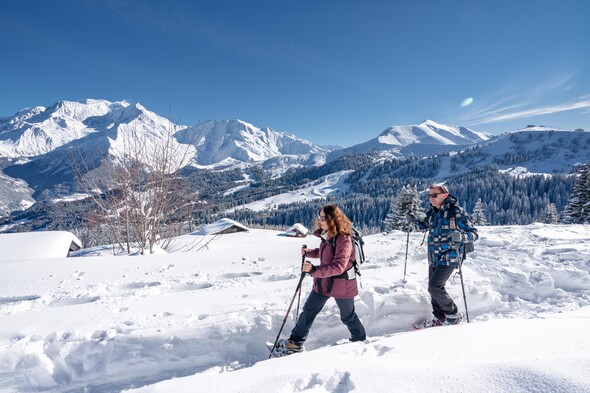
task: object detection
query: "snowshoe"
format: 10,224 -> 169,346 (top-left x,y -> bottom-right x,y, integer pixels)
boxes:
267,339 -> 304,357
413,317 -> 443,330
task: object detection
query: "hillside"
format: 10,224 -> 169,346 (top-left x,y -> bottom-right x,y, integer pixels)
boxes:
0,224 -> 588,392
224,129 -> 589,229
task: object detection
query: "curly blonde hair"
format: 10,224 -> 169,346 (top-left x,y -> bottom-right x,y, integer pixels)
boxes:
316,204 -> 352,236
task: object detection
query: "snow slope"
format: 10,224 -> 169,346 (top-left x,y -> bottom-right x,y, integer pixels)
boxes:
0,100 -> 118,158
467,129 -> 590,174
227,170 -> 353,213
132,312 -> 590,393
328,120 -> 490,160
0,223 -> 589,392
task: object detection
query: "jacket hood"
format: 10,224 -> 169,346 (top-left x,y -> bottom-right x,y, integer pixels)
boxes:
442,194 -> 458,209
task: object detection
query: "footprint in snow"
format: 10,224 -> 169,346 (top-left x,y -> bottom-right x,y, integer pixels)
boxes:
0,295 -> 41,304
220,272 -> 263,279
122,281 -> 161,290
49,296 -> 100,307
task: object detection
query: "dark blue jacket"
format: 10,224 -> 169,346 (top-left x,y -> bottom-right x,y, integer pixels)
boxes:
409,195 -> 478,267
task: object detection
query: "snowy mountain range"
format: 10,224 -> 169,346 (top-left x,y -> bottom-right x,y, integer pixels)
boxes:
1,98 -> 589,223
328,119 -> 490,160
0,100 -> 486,206
0,100 -> 493,169
0,99 -> 329,209
175,119 -> 327,167
0,99 -> 325,167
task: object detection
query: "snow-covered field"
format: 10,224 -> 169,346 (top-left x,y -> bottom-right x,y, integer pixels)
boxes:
1,224 -> 589,392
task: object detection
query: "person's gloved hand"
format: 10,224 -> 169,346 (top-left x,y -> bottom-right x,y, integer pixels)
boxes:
450,231 -> 466,243
302,261 -> 315,273
405,211 -> 415,222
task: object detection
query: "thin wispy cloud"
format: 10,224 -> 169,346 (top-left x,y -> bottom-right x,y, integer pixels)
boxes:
467,101 -> 526,119
471,100 -> 590,125
543,71 -> 578,91
460,71 -> 587,127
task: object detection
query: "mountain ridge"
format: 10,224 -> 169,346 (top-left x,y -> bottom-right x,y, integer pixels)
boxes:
327,119 -> 490,161
1,98 -> 588,226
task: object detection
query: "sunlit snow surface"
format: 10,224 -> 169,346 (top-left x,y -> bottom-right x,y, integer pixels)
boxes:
0,224 -> 589,392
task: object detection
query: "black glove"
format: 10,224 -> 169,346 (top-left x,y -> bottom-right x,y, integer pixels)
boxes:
450,231 -> 466,243
405,211 -> 415,222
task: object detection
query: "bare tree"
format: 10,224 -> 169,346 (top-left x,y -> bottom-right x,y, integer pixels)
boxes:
72,117 -> 198,254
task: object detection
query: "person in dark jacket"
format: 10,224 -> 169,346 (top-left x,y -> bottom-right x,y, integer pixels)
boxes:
282,204 -> 366,353
406,183 -> 479,329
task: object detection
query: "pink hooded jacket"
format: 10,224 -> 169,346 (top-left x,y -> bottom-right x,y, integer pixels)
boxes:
305,229 -> 359,299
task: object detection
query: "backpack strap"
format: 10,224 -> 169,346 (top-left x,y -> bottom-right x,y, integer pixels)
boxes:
327,234 -> 358,280
450,217 -> 467,261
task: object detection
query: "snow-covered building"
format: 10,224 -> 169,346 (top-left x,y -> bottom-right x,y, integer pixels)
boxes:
196,218 -> 249,235
285,223 -> 309,237
0,231 -> 82,260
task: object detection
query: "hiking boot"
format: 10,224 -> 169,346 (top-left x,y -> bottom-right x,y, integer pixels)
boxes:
285,339 -> 304,353
443,312 -> 463,326
413,317 -> 443,330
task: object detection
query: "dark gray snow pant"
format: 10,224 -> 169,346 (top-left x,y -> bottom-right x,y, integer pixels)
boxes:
289,289 -> 366,346
428,265 -> 459,320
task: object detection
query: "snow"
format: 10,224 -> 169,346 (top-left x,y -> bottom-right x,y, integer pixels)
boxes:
285,223 -> 309,237
50,193 -> 92,203
227,170 -> 353,213
174,119 -> 327,166
222,183 -> 250,197
195,218 -> 249,235
498,166 -> 546,177
0,100 -> 326,174
0,99 -> 123,157
0,231 -> 81,261
329,120 -> 489,161
0,223 -> 589,392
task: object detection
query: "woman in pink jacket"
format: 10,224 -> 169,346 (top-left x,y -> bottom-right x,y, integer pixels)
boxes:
283,204 -> 366,353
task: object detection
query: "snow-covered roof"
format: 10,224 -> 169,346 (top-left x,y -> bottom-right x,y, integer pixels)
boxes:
196,218 -> 249,235
285,223 -> 309,236
0,231 -> 82,260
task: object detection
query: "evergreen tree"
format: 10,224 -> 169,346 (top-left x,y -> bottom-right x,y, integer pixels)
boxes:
562,163 -> 590,224
382,200 -> 397,232
471,198 -> 488,226
537,203 -> 560,224
384,185 -> 422,232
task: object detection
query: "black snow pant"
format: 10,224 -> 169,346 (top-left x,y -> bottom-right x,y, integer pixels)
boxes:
428,265 -> 459,321
289,289 -> 366,346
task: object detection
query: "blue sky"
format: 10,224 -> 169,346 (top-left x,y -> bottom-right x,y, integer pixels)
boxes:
1,0 -> 589,147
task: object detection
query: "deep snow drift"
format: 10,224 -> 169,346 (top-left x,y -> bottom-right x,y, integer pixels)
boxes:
0,223 -> 589,392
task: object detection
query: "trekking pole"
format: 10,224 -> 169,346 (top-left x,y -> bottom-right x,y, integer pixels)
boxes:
458,261 -> 470,323
268,255 -> 308,358
295,245 -> 307,321
451,218 -> 470,323
403,203 -> 414,284
402,230 -> 410,283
